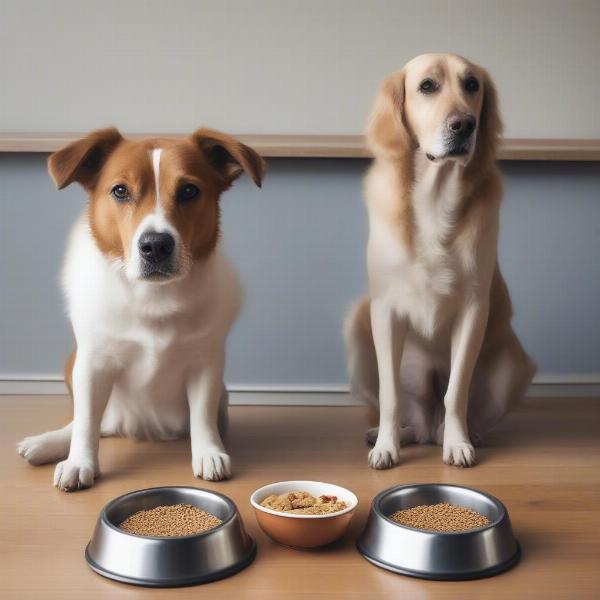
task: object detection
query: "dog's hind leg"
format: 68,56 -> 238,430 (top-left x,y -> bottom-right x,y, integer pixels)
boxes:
468,330 -> 536,444
218,385 -> 229,438
17,422 -> 72,465
344,297 -> 379,409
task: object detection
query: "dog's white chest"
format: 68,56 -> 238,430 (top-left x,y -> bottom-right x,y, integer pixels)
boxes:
369,167 -> 466,339
114,323 -> 187,387
101,321 -> 197,439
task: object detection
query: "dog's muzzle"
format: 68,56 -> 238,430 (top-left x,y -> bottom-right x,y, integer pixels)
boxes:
445,112 -> 476,156
138,231 -> 177,279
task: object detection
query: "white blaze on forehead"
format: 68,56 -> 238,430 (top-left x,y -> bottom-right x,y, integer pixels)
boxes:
151,148 -> 163,212
127,146 -> 182,281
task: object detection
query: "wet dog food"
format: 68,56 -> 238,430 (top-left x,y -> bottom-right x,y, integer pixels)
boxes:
390,503 -> 489,531
261,491 -> 348,515
119,503 -> 222,536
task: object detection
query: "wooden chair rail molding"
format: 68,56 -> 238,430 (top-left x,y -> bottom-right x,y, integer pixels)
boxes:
1,133 -> 599,160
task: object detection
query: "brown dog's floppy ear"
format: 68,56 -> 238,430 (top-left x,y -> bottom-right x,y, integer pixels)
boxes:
474,70 -> 503,167
48,127 -> 123,190
367,70 -> 412,159
192,128 -> 266,188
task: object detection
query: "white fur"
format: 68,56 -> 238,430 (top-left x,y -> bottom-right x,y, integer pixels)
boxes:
152,148 -> 163,212
18,214 -> 241,490
429,122 -> 449,160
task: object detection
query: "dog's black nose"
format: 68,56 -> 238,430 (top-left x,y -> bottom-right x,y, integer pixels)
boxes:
448,114 -> 476,137
138,232 -> 175,264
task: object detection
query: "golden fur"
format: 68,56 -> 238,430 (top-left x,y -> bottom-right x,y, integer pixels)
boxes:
346,54 -> 535,468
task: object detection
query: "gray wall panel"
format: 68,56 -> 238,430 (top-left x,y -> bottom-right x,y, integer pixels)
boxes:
1,155 -> 598,383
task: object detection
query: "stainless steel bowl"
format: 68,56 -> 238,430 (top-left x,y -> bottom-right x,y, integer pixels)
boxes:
85,486 -> 256,587
357,483 -> 520,580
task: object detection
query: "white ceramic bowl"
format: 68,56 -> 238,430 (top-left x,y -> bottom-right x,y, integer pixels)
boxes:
250,480 -> 358,548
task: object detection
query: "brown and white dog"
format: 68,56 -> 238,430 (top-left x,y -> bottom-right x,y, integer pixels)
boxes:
17,128 -> 265,490
345,54 -> 535,468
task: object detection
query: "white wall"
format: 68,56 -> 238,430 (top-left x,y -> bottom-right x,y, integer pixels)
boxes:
1,0 -> 599,138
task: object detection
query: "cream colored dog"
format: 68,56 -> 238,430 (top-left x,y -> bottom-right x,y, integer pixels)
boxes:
345,54 -> 535,468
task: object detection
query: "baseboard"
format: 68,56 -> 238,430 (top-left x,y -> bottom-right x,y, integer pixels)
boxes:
229,389 -> 361,406
0,375 -> 598,402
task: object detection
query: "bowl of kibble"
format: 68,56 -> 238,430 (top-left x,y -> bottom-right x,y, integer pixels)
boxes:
85,486 -> 256,587
357,483 -> 520,580
250,480 -> 358,548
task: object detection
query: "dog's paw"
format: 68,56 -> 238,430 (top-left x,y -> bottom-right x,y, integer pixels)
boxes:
368,443 -> 400,469
443,442 -> 476,467
17,433 -> 68,465
53,459 -> 98,491
192,449 -> 231,481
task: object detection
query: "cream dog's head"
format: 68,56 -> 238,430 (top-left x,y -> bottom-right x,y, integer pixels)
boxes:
368,53 -> 502,166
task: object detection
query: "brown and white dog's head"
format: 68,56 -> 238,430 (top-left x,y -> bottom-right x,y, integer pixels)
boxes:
48,128 -> 265,282
368,53 -> 502,167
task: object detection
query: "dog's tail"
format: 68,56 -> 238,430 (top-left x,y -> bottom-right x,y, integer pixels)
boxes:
344,297 -> 379,410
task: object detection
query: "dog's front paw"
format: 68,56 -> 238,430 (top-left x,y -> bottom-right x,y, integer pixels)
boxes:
192,448 -> 231,481
53,459 -> 98,491
368,442 -> 400,469
443,442 -> 476,467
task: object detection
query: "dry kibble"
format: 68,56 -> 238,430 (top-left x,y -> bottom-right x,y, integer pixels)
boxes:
390,503 -> 489,532
119,504 -> 221,537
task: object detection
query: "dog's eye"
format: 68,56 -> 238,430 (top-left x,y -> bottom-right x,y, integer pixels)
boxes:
419,78 -> 438,94
465,77 -> 480,93
111,184 -> 130,202
177,183 -> 200,203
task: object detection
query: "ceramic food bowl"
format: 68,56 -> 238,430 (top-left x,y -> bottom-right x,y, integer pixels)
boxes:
86,486 -> 256,587
357,483 -> 520,580
250,480 -> 358,548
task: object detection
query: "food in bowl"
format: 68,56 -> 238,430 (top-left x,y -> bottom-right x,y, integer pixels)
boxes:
250,480 -> 358,548
389,502 -> 489,532
260,491 -> 348,515
118,503 -> 222,537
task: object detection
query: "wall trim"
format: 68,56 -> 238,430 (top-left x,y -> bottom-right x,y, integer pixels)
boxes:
1,133 -> 599,161
0,374 -> 598,402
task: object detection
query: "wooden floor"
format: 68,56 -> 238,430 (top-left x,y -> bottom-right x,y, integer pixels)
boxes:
1,396 -> 599,599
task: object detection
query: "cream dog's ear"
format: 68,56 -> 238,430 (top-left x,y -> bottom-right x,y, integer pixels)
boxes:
474,69 -> 503,166
48,128 -> 123,190
367,69 -> 412,159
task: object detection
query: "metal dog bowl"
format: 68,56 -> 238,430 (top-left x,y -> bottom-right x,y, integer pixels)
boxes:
357,484 -> 520,580
85,486 -> 256,587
